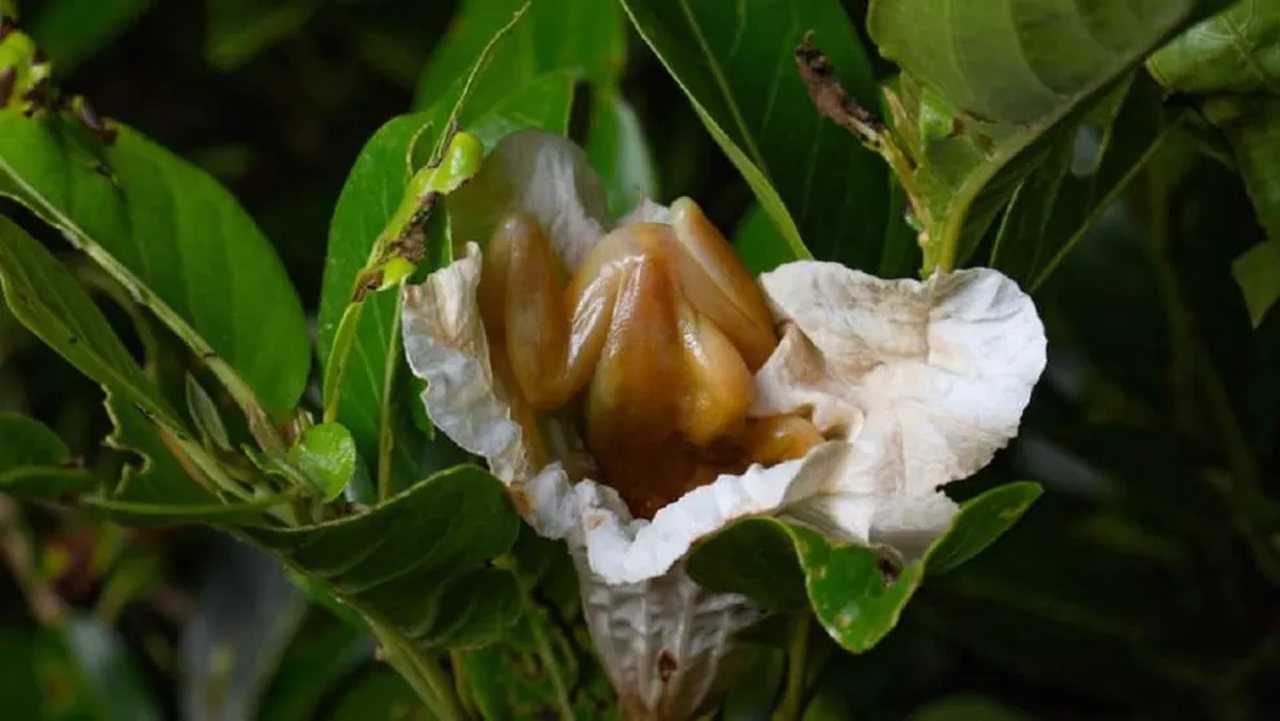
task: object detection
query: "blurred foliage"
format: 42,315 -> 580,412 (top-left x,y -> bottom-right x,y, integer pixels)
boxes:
0,0 -> 1277,720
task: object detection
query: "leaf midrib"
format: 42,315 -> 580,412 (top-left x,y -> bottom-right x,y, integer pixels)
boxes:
936,10 -> 1194,270
675,0 -> 770,174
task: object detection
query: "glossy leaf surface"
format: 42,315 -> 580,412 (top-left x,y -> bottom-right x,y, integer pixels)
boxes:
868,0 -> 1210,270
688,482 -> 1042,652
621,0 -> 887,268
240,464 -> 522,652
0,113 -> 310,421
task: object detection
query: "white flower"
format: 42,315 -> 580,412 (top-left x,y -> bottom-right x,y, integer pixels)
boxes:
401,129 -> 1046,720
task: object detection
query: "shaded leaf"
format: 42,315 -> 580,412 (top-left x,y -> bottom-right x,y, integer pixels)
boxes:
586,89 -> 658,216
0,111 -> 310,426
621,0 -> 887,269
240,464 -> 522,652
204,0 -> 319,70
257,619 -> 372,721
414,0 -> 625,110
907,696 -> 1032,721
1149,2 -> 1280,281
1233,240 -> 1280,326
106,390 -> 219,505
924,482 -> 1045,575
0,217 -> 236,500
0,410 -> 71,468
992,75 -> 1181,290
28,0 -> 151,70
868,0 -> 1212,270
733,204 -> 794,276
0,216 -> 177,429
687,482 -> 1042,653
0,411 -> 95,497
83,492 -> 291,526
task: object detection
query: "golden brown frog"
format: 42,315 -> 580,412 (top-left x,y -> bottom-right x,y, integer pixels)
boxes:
479,198 -> 822,517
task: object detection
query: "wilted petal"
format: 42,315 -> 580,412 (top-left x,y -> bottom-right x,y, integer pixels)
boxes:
402,241 -> 586,542
575,556 -> 758,721
753,261 -> 1047,552
401,243 -> 533,482
448,129 -> 610,270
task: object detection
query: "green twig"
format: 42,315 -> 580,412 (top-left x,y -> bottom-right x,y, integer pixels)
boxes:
771,613 -> 812,721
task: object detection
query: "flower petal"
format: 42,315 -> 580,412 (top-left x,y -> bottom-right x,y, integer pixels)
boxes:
753,261 -> 1046,549
575,555 -> 758,721
401,243 -> 531,481
401,243 -> 580,540
448,129 -> 610,270
576,442 -> 850,584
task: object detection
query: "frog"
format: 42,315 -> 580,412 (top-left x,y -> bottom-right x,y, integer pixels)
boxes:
479,197 -> 823,518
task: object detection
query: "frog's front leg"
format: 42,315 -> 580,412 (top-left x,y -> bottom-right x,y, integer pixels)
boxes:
479,214 -> 617,411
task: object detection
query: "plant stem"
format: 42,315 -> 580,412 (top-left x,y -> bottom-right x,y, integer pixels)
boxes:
372,621 -> 470,721
771,613 -> 812,721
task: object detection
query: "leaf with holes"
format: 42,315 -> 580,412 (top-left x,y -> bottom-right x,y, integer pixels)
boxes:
0,216 -> 238,502
0,110 -> 309,439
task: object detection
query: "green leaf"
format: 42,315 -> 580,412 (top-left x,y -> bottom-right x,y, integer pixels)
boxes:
923,482 -> 1044,575
287,423 -> 366,502
240,464 -> 522,652
0,411 -> 70,468
687,482 -> 1042,653
0,216 -> 238,499
586,88 -> 659,216
621,0 -> 887,269
991,75 -> 1183,291
83,492 -> 292,526
1233,240 -> 1280,327
414,0 -> 625,111
0,111 -> 310,433
106,390 -> 220,505
28,0 -> 151,70
1148,2 -> 1280,244
907,696 -> 1032,721
204,0 -> 319,70
324,669 -> 421,721
1148,0 -> 1280,97
868,0 -> 1212,271
257,621 -> 371,721
186,374 -> 232,451
461,528 -> 617,721
0,411 -> 95,497
733,204 -> 794,276
0,216 -> 176,429
0,630 -> 41,719
318,69 -> 575,497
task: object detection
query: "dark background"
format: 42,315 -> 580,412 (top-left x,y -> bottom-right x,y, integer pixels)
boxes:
2,1 -> 1278,720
